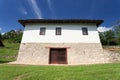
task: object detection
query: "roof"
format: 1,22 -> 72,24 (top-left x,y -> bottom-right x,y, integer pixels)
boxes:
18,19 -> 104,27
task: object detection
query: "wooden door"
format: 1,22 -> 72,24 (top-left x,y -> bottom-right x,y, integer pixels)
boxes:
49,48 -> 67,64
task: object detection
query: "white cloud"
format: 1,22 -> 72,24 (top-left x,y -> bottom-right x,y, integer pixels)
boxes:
0,28 -> 4,35
1,33 -> 5,35
47,0 -> 56,18
47,0 -> 53,11
27,0 -> 43,18
23,10 -> 28,15
97,26 -> 112,32
19,6 -> 28,15
0,27 -> 2,31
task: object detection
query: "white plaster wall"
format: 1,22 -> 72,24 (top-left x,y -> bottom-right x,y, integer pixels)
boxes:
21,23 -> 101,43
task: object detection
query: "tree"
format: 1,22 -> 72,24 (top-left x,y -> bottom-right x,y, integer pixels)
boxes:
113,21 -> 120,45
1,30 -> 23,43
99,30 -> 116,45
99,32 -> 107,45
0,33 -> 4,47
104,30 -> 115,45
114,25 -> 120,45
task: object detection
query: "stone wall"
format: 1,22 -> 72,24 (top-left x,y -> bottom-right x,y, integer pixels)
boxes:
103,50 -> 120,63
16,43 -> 120,65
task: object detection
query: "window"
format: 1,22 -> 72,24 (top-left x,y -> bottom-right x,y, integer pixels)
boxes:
56,27 -> 61,35
40,27 -> 46,35
82,27 -> 88,35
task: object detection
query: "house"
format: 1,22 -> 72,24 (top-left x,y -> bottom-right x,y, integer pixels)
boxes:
17,19 -> 107,65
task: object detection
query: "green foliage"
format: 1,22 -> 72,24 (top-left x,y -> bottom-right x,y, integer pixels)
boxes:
104,30 -> 115,45
99,32 -> 107,45
99,20 -> 120,45
99,30 -> 117,45
2,30 -> 23,43
0,33 -> 1,39
0,63 -> 120,80
0,33 -> 4,47
114,25 -> 120,45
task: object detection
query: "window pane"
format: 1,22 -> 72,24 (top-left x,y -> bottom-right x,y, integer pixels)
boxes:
40,27 -> 46,35
82,27 -> 88,35
56,27 -> 61,35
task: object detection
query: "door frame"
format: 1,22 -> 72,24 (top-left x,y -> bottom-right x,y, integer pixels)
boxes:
49,48 -> 67,64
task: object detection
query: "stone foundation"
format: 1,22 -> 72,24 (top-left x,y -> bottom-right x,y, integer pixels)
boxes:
16,43 -> 119,65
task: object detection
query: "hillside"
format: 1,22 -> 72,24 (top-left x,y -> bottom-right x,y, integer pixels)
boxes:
0,41 -> 20,63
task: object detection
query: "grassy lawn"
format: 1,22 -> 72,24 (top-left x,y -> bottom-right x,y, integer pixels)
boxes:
0,41 -> 20,63
0,63 -> 120,80
0,42 -> 120,80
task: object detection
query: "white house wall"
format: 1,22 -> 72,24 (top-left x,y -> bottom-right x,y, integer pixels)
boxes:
21,23 -> 101,43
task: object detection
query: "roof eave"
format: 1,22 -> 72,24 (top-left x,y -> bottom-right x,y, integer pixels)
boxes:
18,19 -> 104,27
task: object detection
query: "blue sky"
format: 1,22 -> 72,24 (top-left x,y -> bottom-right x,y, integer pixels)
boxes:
0,0 -> 120,33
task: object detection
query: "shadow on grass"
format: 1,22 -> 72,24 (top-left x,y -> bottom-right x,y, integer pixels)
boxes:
0,59 -> 15,64
0,61 -> 11,63
0,46 -> 19,50
0,57 -> 16,64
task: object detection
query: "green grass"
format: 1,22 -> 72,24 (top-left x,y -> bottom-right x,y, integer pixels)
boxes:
0,41 -> 20,63
0,63 -> 120,80
0,41 -> 120,80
